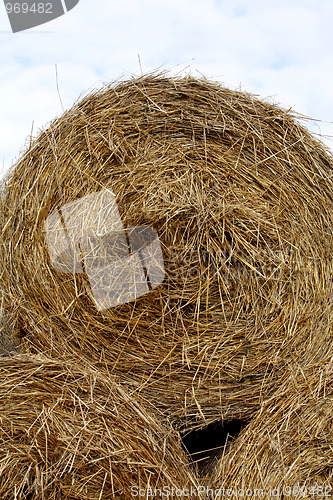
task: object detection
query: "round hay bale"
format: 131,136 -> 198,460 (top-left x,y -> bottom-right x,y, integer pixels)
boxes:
0,354 -> 198,499
1,74 -> 333,434
210,357 -> 333,493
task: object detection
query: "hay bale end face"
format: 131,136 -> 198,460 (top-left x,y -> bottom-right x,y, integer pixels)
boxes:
0,355 -> 198,499
211,357 -> 333,491
2,75 -> 333,416
1,75 -> 333,488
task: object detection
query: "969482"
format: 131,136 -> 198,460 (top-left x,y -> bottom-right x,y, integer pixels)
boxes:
281,484 -> 332,497
5,3 -> 53,14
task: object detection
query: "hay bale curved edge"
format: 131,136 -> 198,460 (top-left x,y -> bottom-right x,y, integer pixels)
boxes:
210,357 -> 333,495
1,75 -> 333,480
0,354 -> 199,499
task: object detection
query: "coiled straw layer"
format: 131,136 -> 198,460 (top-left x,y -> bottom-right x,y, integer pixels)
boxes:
0,355 -> 197,499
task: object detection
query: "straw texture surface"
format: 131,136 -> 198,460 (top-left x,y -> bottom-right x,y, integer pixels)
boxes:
0,355 -> 198,499
1,75 -> 333,493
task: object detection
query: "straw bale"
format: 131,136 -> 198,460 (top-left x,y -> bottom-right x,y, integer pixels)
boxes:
0,354 -> 198,499
210,357 -> 333,496
1,74 -> 333,486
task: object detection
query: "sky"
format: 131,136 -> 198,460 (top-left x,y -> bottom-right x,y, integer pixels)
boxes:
1,0 -> 333,178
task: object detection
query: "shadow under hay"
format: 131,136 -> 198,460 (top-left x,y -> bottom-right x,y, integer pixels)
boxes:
181,418 -> 249,476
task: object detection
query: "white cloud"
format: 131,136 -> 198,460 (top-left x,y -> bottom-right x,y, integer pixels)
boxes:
1,0 -> 333,176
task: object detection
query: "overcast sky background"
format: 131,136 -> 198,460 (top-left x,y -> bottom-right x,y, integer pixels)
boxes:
1,0 -> 333,178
